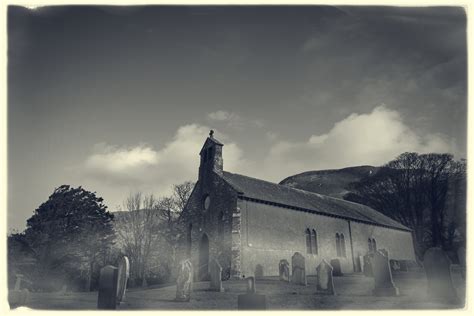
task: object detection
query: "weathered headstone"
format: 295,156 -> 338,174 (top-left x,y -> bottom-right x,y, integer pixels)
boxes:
363,254 -> 373,277
424,247 -> 459,302
116,256 -> 130,303
60,284 -> 69,296
176,259 -> 193,302
237,277 -> 266,310
330,259 -> 343,276
291,252 -> 307,285
209,259 -> 224,292
8,289 -> 29,308
390,260 -> 401,272
97,265 -> 119,310
316,260 -> 335,295
246,276 -> 256,293
13,274 -> 23,291
457,247 -> 466,280
372,250 -> 399,296
279,259 -> 290,282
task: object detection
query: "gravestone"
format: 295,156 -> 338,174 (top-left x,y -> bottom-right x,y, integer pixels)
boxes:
372,250 -> 399,296
209,259 -> 224,292
176,259 -> 193,302
279,259 -> 290,282
390,260 -> 401,272
237,277 -> 266,310
363,254 -> 373,277
398,260 -> 408,272
457,247 -> 466,280
255,264 -> 264,279
97,265 -> 119,309
8,289 -> 29,308
359,255 -> 365,272
291,252 -> 307,285
13,274 -> 23,291
424,247 -> 459,303
316,260 -> 335,295
330,259 -> 343,276
116,256 -> 130,303
355,256 -> 362,272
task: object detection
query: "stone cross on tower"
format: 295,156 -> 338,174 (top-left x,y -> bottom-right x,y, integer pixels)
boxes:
209,130 -> 214,137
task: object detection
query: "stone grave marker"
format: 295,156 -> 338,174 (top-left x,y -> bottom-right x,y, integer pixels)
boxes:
363,254 -> 373,277
330,259 -> 343,276
424,247 -> 459,303
237,277 -> 266,310
210,259 -> 224,292
97,265 -> 119,310
116,256 -> 130,304
457,247 -> 466,280
176,259 -> 193,302
316,259 -> 335,295
372,250 -> 399,296
9,274 -> 29,308
291,252 -> 307,285
279,259 -> 290,282
390,260 -> 401,272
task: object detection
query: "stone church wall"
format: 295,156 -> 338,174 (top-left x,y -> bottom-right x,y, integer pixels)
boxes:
239,199 -> 354,277
350,222 -> 416,261
238,199 -> 416,278
184,172 -> 239,280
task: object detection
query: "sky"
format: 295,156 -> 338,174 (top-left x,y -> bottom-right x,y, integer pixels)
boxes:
7,5 -> 467,232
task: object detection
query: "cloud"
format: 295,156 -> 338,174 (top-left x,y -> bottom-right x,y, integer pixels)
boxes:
207,110 -> 264,129
260,105 -> 454,181
83,124 -> 246,199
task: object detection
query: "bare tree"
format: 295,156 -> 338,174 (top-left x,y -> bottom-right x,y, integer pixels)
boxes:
114,192 -> 160,287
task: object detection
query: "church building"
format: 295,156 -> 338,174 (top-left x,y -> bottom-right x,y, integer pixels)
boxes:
183,132 -> 416,280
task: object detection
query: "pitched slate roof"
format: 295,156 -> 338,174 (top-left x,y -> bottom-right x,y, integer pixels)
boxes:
222,171 -> 410,231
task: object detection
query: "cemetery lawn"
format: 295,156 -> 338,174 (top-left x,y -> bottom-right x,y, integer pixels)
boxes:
17,269 -> 465,310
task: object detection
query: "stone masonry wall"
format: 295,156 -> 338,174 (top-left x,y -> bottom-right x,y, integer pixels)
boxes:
238,199 -> 416,278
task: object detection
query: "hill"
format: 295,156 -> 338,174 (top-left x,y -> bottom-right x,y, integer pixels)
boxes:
279,166 -> 379,199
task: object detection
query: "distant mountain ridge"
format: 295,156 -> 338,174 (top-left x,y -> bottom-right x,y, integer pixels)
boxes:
279,166 -> 380,199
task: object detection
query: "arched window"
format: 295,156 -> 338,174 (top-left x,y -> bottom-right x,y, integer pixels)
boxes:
340,234 -> 346,257
368,238 -> 373,253
336,233 -> 341,257
217,211 -> 224,238
372,238 -> 377,252
311,229 -> 318,255
305,229 -> 312,254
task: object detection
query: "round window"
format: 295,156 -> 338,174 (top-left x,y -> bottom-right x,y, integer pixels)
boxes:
203,195 -> 211,210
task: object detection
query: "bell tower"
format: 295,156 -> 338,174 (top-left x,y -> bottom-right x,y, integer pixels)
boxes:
199,130 -> 224,181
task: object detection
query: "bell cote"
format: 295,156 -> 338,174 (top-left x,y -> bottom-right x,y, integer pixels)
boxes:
199,130 -> 224,180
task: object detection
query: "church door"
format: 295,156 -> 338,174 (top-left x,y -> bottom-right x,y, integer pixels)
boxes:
198,234 -> 210,281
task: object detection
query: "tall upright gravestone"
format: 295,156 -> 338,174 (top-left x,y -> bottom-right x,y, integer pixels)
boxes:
424,247 -> 459,303
279,259 -> 290,282
116,256 -> 130,304
209,259 -> 224,292
316,260 -> 335,295
363,254 -> 373,277
372,250 -> 399,296
330,259 -> 343,276
291,252 -> 307,285
97,265 -> 119,310
176,259 -> 193,302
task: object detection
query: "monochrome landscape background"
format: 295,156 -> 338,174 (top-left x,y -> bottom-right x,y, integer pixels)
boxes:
6,5 -> 468,308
